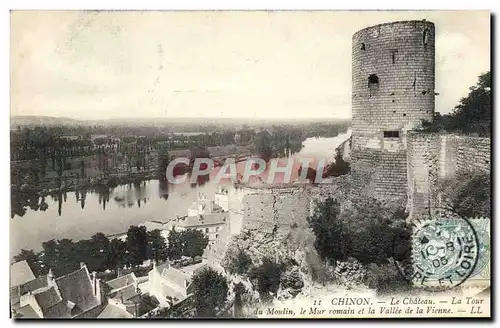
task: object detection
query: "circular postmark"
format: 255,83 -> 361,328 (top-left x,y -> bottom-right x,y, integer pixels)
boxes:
393,214 -> 479,291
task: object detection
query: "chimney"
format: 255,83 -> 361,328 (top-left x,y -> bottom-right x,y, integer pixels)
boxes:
80,262 -> 86,269
47,268 -> 55,286
91,271 -> 97,295
95,279 -> 102,305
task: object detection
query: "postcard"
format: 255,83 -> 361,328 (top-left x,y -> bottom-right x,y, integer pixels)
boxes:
9,10 -> 491,319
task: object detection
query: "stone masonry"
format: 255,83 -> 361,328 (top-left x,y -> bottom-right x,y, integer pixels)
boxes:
406,132 -> 491,220
351,20 -> 436,200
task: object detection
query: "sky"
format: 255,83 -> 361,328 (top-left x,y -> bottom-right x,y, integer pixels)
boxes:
10,10 -> 490,120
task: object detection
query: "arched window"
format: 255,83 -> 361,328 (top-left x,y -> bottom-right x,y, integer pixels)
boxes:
361,43 -> 366,51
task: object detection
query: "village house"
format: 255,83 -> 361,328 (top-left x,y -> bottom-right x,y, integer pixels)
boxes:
144,260 -> 207,308
171,212 -> 229,243
11,262 -> 103,319
187,193 -> 224,216
98,273 -> 141,318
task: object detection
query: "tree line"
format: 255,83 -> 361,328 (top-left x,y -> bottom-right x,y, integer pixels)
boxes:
420,71 -> 491,136
13,225 -> 209,278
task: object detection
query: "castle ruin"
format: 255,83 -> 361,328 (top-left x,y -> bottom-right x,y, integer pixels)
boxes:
351,20 -> 436,200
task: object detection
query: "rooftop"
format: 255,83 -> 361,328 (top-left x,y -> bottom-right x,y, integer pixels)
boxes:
16,304 -> 40,319
97,303 -> 133,319
55,266 -> 100,316
175,212 -> 228,228
105,272 -> 137,291
11,260 -> 36,287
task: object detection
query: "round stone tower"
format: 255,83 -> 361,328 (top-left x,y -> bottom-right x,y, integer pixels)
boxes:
351,20 -> 435,152
350,20 -> 436,199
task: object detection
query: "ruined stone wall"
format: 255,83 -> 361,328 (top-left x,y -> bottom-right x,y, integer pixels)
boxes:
407,132 -> 491,220
352,20 -> 435,151
241,186 -> 310,234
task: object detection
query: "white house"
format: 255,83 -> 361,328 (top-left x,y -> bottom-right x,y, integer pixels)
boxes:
146,261 -> 193,308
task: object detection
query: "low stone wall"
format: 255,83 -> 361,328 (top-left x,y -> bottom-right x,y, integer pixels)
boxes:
241,187 -> 311,234
406,132 -> 491,220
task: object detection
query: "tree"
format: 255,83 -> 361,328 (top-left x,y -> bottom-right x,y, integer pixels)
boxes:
125,226 -> 149,267
80,233 -> 110,272
439,172 -> 490,218
249,257 -> 283,303
307,198 -> 346,262
420,71 -> 491,136
180,229 -> 209,259
254,130 -> 273,161
147,229 -> 168,262
324,150 -> 350,178
224,248 -> 253,275
167,228 -> 183,260
56,238 -> 80,275
308,197 -> 410,265
107,238 -> 127,271
191,268 -> 229,317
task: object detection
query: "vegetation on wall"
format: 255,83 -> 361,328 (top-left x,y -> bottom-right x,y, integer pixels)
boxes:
420,71 -> 491,136
438,172 -> 491,218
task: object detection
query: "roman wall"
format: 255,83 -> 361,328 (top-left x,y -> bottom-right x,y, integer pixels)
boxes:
406,132 -> 491,220
240,186 -> 311,234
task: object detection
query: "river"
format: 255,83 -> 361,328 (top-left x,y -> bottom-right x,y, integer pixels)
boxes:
10,130 -> 351,256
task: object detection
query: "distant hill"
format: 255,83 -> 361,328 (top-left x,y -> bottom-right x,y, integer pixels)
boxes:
10,116 -> 83,128
10,115 -> 351,129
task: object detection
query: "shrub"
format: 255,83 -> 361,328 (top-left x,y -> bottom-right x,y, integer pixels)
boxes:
249,258 -> 283,303
225,248 -> 253,275
308,196 -> 411,265
323,150 -> 351,178
333,258 -> 367,289
363,261 -> 413,296
192,268 -> 229,317
439,172 -> 490,218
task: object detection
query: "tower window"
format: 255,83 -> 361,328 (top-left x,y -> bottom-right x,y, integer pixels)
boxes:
391,49 -> 398,64
361,43 -> 366,51
383,131 -> 399,138
368,74 -> 379,85
423,29 -> 430,49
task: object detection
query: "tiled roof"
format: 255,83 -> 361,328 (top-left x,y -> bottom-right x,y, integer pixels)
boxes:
20,275 -> 49,295
10,286 -> 21,308
43,301 -> 72,318
16,304 -> 40,319
55,267 -> 99,316
97,303 -> 133,319
11,275 -> 49,307
110,284 -> 140,302
160,267 -> 190,289
10,260 -> 36,287
176,212 -> 228,228
178,262 -> 208,277
140,221 -> 166,231
106,273 -> 137,290
34,287 -> 62,310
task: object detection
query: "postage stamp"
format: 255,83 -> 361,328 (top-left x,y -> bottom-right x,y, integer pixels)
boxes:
394,215 -> 486,291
